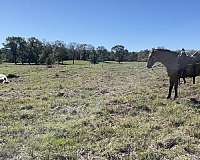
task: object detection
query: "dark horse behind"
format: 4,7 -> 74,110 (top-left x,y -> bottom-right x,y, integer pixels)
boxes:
147,49 -> 200,99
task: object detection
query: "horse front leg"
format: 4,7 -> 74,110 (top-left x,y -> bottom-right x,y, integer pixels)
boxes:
193,76 -> 195,84
183,77 -> 186,84
174,78 -> 179,100
193,65 -> 196,84
178,78 -> 181,85
167,77 -> 174,99
179,77 -> 186,85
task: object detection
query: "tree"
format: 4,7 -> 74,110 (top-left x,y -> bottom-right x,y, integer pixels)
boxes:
86,44 -> 95,54
1,36 -> 142,64
128,52 -> 138,61
53,41 -> 68,64
111,45 -> 126,63
137,49 -> 150,62
39,43 -> 54,64
46,55 -> 54,67
68,42 -> 79,64
0,49 -> 3,64
27,37 -> 43,64
77,44 -> 86,60
1,47 -> 8,62
89,47 -> 99,64
3,37 -> 19,64
17,37 -> 28,64
96,46 -> 108,62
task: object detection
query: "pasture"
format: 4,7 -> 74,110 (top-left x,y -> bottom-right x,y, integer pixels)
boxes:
0,61 -> 200,159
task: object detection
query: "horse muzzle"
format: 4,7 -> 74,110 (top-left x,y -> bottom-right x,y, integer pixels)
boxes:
146,64 -> 153,68
4,81 -> 9,84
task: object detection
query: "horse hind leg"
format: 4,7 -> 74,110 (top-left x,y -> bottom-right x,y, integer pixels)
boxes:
193,76 -> 195,84
174,79 -> 179,100
183,77 -> 186,84
167,78 -> 174,99
178,78 -> 181,85
179,77 -> 186,85
193,65 -> 196,84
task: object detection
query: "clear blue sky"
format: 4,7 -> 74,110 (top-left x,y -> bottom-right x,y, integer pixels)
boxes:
0,0 -> 200,51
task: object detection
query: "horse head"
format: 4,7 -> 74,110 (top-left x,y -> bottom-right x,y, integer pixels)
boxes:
147,48 -> 159,68
0,74 -> 9,84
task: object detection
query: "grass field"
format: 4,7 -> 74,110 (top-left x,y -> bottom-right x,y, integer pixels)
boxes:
0,61 -> 200,159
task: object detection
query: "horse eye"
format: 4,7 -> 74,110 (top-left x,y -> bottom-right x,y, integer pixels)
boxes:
150,56 -> 154,60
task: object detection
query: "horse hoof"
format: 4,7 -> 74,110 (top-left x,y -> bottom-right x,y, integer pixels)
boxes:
167,96 -> 171,99
174,96 -> 178,100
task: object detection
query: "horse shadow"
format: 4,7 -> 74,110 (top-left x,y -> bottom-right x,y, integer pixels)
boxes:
190,98 -> 200,109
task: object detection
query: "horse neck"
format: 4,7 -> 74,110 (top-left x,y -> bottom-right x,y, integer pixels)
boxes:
156,52 -> 178,72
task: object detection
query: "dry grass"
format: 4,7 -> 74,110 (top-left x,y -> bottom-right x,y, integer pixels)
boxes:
0,61 -> 200,159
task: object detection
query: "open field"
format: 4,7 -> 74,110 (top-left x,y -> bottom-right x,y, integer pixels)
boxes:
1,61 -> 200,159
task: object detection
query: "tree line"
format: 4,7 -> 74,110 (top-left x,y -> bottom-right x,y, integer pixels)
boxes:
0,36 -> 150,65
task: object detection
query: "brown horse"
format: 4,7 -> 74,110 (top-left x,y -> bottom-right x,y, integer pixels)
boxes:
147,49 -> 200,99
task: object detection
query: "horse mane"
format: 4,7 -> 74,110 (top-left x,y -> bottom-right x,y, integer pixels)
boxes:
192,51 -> 200,57
154,48 -> 178,56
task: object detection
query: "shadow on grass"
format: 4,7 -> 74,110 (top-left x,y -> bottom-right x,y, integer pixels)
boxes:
189,98 -> 200,109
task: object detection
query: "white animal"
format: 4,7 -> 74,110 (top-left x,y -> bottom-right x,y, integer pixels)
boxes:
0,74 -> 9,84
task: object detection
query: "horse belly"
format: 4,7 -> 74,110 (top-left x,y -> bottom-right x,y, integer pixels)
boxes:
185,65 -> 199,77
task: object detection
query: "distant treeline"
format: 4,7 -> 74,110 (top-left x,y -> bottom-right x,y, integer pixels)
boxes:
0,36 -> 167,65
